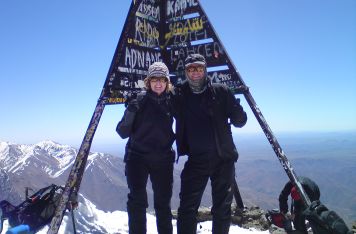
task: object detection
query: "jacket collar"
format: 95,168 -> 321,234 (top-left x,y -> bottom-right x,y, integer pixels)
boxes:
146,90 -> 168,103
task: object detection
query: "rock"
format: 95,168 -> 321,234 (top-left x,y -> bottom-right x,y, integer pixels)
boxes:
196,207 -> 212,222
269,225 -> 287,234
233,206 -> 270,231
172,207 -> 213,222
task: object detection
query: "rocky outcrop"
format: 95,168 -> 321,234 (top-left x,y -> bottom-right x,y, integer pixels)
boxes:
172,205 -> 356,233
172,205 -> 270,232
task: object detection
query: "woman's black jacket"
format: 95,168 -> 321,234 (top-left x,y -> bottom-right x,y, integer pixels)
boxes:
116,91 -> 175,162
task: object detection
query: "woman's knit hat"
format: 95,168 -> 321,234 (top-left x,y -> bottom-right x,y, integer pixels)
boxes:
146,62 -> 170,80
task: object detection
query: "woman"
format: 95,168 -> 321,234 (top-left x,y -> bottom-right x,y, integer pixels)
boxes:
116,62 -> 175,234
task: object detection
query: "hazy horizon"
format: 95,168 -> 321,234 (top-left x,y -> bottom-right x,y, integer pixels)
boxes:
3,130 -> 354,160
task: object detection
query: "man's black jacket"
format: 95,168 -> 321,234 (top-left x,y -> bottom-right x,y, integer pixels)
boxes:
172,81 -> 247,161
279,176 -> 321,214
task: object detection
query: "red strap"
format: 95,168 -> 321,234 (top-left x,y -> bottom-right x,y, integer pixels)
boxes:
291,186 -> 301,201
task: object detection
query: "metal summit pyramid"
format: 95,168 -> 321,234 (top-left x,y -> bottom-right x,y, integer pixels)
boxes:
101,0 -> 244,104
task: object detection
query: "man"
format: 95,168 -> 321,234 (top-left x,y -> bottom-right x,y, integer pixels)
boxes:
279,177 -> 352,234
173,54 -> 247,234
117,62 -> 175,234
279,177 -> 320,233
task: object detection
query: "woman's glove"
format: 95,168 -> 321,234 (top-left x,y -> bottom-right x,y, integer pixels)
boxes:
127,98 -> 139,112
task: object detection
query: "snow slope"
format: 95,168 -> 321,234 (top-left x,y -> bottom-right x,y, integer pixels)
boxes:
1,195 -> 268,234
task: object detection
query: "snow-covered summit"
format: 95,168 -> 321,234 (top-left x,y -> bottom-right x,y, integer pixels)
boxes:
0,141 -> 77,176
32,195 -> 269,234
0,140 -> 113,178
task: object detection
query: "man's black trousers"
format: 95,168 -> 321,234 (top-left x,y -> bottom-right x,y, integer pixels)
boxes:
125,158 -> 173,234
177,154 -> 235,234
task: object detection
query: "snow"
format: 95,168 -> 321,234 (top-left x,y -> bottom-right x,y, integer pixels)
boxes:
2,216 -> 268,234
1,194 -> 268,234
0,141 -> 9,154
0,142 -> 10,162
36,140 -> 76,173
85,152 -> 101,170
7,145 -> 33,173
51,160 -> 73,178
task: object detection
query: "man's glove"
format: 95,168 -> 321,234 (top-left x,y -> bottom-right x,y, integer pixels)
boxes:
235,85 -> 249,94
283,212 -> 294,220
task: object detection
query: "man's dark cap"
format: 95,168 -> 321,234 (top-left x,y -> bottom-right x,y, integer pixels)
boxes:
184,54 -> 206,68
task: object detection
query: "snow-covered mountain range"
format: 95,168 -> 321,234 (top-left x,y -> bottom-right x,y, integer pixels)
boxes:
0,140 -> 130,212
0,140 -> 270,233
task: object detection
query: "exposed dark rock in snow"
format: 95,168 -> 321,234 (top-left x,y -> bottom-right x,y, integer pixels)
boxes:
172,205 -> 270,232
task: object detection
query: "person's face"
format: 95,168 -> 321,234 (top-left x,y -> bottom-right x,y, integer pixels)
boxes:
186,64 -> 205,81
150,77 -> 167,95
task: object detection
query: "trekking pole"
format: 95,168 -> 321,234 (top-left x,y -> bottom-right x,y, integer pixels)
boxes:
25,187 -> 33,199
70,209 -> 77,234
232,178 -> 244,210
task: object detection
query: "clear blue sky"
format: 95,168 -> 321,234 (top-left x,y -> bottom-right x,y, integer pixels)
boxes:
1,0 -> 355,149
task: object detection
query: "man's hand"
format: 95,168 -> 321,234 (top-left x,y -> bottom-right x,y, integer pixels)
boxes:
235,85 -> 249,94
284,212 -> 295,220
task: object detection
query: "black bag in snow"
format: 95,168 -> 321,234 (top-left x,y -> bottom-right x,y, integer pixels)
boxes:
303,200 -> 352,234
0,184 -> 64,233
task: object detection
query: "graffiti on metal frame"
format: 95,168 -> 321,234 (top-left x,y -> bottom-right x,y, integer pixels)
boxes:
135,18 -> 160,47
169,41 -> 225,71
102,0 -> 163,103
164,1 -> 244,91
167,0 -> 198,18
137,1 -> 160,22
102,0 -> 243,104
